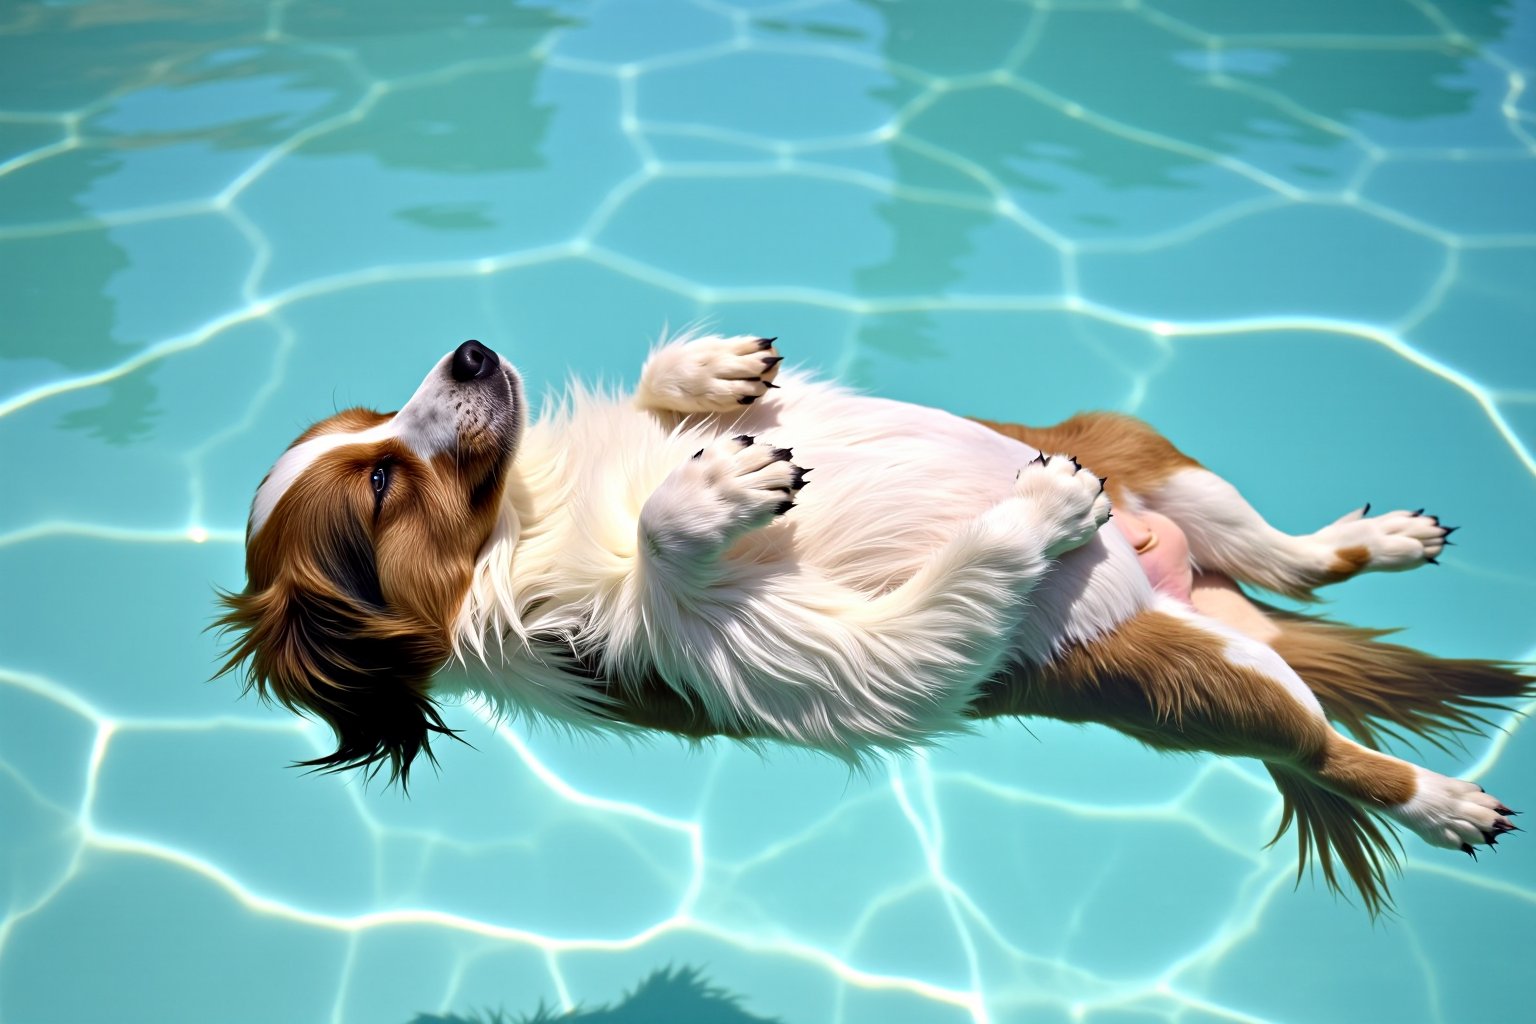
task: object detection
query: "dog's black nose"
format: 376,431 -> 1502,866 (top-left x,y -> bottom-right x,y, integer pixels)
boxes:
451,339 -> 498,382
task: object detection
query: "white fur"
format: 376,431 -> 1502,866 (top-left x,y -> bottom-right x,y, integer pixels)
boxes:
445,335 -> 1152,757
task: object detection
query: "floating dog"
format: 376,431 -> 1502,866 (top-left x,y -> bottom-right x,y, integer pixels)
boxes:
217,334 -> 1530,913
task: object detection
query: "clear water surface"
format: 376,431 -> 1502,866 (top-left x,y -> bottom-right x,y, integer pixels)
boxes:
2,1 -> 1534,1021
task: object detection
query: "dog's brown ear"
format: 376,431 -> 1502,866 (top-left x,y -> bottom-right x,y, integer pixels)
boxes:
213,583 -> 459,788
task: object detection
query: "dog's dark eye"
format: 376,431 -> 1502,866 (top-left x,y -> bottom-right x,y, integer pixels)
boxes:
371,464 -> 390,497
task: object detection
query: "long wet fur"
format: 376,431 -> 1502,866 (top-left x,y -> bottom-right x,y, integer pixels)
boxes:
1266,763 -> 1402,916
1265,607 -> 1535,753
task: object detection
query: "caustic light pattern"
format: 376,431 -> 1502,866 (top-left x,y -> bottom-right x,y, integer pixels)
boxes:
1,1 -> 1534,1022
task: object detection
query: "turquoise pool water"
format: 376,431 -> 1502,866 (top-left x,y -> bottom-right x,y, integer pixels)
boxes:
2,0 -> 1534,1020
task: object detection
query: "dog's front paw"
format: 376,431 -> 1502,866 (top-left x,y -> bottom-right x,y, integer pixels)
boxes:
1014,453 -> 1112,557
688,433 -> 808,537
1314,504 -> 1453,575
640,334 -> 783,413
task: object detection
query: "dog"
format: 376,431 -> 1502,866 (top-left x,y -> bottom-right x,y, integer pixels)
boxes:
216,333 -> 1530,913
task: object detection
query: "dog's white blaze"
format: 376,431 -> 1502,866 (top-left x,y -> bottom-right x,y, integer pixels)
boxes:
249,353 -> 461,538
249,421 -> 395,537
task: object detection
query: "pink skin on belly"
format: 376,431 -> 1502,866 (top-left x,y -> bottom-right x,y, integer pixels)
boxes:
1115,509 -> 1194,604
1114,509 -> 1282,643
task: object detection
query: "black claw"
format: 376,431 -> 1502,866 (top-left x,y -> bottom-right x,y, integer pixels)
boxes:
790,466 -> 810,489
1425,555 -> 1440,565
735,434 -> 755,445
757,337 -> 777,350
762,356 -> 783,369
1412,507 -> 1425,516
1491,819 -> 1519,835
1362,501 -> 1372,516
765,381 -> 780,389
1442,525 -> 1459,536
738,395 -> 757,405
692,448 -> 704,460
775,499 -> 795,516
1495,803 -> 1516,816
1461,842 -> 1478,860
1097,475 -> 1107,493
772,447 -> 793,461
1484,832 -> 1500,846
1029,452 -> 1047,466
1040,454 -> 1052,466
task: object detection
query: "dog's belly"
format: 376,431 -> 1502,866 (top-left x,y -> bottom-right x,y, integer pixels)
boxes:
734,386 -> 1031,584
731,381 -> 1155,654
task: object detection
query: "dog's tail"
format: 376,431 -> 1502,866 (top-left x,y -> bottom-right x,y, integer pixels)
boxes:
1263,762 -> 1401,916
1262,607 -> 1534,753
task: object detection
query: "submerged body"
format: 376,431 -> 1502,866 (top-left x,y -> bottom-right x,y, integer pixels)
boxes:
219,333 -> 1530,914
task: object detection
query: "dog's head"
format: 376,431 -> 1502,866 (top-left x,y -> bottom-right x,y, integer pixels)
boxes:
215,340 -> 522,785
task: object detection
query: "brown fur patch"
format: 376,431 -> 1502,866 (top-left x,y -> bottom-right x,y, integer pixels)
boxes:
1319,545 -> 1372,585
291,407 -> 392,447
974,412 -> 1201,506
971,610 -> 1330,762
1316,736 -> 1417,807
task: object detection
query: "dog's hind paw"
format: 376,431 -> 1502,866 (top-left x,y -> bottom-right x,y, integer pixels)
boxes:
1313,504 -> 1452,576
1014,453 -> 1112,558
1388,768 -> 1519,856
641,334 -> 783,413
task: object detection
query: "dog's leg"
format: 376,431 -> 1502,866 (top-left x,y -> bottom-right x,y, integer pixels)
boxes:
1145,468 -> 1450,598
979,413 -> 1449,598
977,605 -> 1517,912
635,333 -> 782,414
624,443 -> 1112,751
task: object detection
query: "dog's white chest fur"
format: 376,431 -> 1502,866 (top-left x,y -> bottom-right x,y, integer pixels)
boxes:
451,376 -> 1151,753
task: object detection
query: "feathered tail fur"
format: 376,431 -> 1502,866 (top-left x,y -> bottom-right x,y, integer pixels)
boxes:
1266,607 -> 1534,753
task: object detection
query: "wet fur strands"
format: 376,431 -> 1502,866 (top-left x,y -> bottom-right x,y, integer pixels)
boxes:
217,334 -> 1531,915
